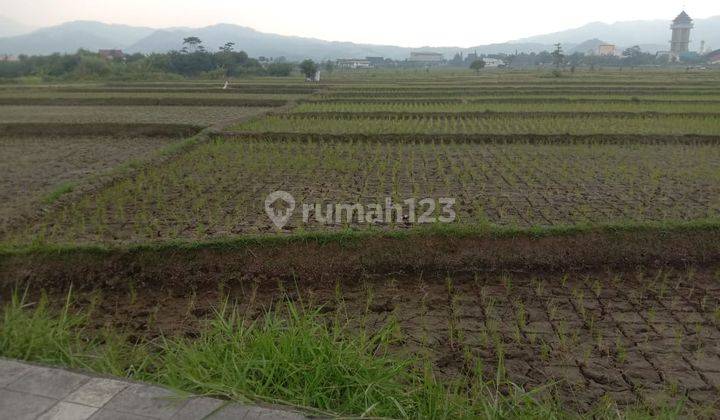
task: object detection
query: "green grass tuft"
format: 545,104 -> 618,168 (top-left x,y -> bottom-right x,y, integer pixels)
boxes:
0,290 -> 579,418
42,182 -> 75,205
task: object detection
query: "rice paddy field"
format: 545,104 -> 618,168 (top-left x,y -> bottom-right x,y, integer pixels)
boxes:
2,70 -> 720,418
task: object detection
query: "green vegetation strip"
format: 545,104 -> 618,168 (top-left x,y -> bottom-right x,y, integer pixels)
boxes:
291,102 -> 720,114
1,290 -> 682,418
49,87 -> 319,95
222,131 -> 720,145
233,114 -> 720,135
2,219 -> 719,257
301,97 -> 720,105
285,111 -> 720,119
321,89 -> 720,98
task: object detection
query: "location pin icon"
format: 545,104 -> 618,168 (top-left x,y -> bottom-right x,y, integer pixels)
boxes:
265,191 -> 296,229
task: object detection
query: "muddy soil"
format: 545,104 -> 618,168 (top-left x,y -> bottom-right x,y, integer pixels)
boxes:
17,138 -> 720,245
0,106 -> 269,126
0,136 -> 177,234
29,266 -> 720,414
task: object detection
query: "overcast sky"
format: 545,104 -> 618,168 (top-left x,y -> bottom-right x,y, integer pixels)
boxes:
1,0 -> 717,47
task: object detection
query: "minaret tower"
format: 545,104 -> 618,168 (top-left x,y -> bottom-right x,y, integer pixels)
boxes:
670,11 -> 694,58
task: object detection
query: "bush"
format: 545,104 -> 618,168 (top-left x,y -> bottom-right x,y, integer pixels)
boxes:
266,62 -> 293,77
74,56 -> 111,77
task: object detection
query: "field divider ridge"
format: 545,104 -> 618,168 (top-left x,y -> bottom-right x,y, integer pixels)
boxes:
1,220 -> 720,292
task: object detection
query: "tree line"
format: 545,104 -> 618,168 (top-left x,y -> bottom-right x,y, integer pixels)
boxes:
0,37 -> 298,80
462,44 -> 706,71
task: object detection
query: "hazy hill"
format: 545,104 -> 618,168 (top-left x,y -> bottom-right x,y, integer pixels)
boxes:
0,15 -> 34,38
1,15 -> 718,59
128,25 -> 561,59
126,24 -> 413,60
462,42 -> 566,55
568,39 -> 611,54
516,15 -> 720,52
0,21 -> 155,55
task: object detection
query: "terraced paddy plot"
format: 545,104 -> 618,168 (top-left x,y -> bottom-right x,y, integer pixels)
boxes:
13,138 -> 720,245
292,101 -> 720,113
310,95 -> 720,102
3,71 -> 720,417
42,86 -> 319,95
0,135 -> 178,234
0,92 -> 291,107
0,105 -> 268,126
234,113 -> 720,135
140,267 -> 717,412
0,91 -> 302,100
319,88 -> 720,98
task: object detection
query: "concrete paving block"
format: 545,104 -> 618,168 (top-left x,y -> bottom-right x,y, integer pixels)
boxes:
0,358 -> 32,387
172,397 -> 225,419
65,378 -> 128,408
89,409 -> 155,420
37,402 -> 98,420
103,383 -> 187,419
7,366 -> 89,399
0,361 -> 307,420
210,403 -> 306,419
0,388 -> 57,420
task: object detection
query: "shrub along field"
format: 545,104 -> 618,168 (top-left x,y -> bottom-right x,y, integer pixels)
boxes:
1,71 -> 720,418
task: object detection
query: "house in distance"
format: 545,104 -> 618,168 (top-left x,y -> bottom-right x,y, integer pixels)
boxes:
408,52 -> 444,65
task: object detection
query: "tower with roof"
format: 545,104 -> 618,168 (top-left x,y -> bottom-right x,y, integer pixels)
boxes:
670,11 -> 694,58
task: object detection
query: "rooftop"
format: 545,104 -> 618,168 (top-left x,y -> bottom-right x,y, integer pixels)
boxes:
411,52 -> 443,56
673,11 -> 693,24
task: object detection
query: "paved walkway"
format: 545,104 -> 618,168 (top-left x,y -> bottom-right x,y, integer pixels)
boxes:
0,358 -> 306,420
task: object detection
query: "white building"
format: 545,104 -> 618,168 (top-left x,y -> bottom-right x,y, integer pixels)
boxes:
482,58 -> 505,68
336,59 -> 373,69
408,52 -> 444,63
597,44 -> 617,56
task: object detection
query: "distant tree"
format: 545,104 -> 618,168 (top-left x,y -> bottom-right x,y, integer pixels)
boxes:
552,43 -> 565,68
622,45 -> 642,59
324,60 -> 334,73
182,37 -> 203,53
125,52 -> 145,63
266,62 -> 293,77
451,53 -> 464,66
502,53 -> 516,68
469,59 -> 486,74
568,52 -> 584,68
621,45 -> 659,66
299,59 -> 318,79
75,55 -> 111,77
0,40 -> 275,80
219,42 -> 235,53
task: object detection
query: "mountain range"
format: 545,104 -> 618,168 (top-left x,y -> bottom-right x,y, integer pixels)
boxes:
1,14 -> 718,60
0,16 -> 34,38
